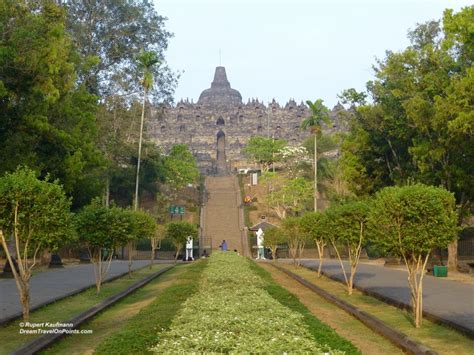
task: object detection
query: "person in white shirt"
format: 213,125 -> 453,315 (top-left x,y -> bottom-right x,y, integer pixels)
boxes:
256,228 -> 265,260
185,236 -> 194,261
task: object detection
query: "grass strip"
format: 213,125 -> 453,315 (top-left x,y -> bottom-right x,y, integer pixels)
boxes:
0,264 -> 170,355
248,260 -> 360,354
151,253 -> 355,353
90,259 -> 208,355
280,262 -> 474,355
259,262 -> 402,354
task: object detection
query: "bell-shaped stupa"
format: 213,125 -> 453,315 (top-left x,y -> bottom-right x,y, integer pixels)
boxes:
198,66 -> 242,107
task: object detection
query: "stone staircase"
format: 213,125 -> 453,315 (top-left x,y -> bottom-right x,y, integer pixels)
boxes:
202,176 -> 248,255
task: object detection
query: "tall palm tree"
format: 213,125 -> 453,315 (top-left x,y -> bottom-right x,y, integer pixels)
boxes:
134,50 -> 160,211
301,99 -> 330,211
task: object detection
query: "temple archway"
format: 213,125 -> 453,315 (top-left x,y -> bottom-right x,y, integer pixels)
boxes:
216,130 -> 226,175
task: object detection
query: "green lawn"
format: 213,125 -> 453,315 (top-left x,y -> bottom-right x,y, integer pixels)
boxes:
150,253 -> 358,353
249,260 -> 360,354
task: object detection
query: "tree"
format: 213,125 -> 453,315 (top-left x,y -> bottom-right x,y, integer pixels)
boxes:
269,177 -> 312,219
163,144 -> 199,193
0,167 -> 73,320
339,7 -> 474,269
243,136 -> 286,172
299,212 -> 327,277
128,209 -> 156,272
75,201 -> 132,293
150,224 -> 166,268
324,201 -> 370,295
277,145 -> 310,178
369,184 -> 458,327
135,50 -> 160,211
165,222 -> 197,260
263,227 -> 284,261
301,99 -> 330,211
0,0 -> 104,208
65,0 -> 177,101
281,217 -> 304,266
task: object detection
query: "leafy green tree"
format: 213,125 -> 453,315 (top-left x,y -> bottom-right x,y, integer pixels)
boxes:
0,167 -> 73,320
301,99 -> 330,211
75,201 -> 132,292
281,217 -> 304,266
165,221 -> 198,260
0,0 -> 104,208
299,211 -> 327,277
263,227 -> 285,261
269,177 -> 312,219
127,209 -> 156,274
243,136 -> 286,172
163,144 -> 199,192
369,184 -> 458,327
340,7 -> 473,268
65,0 -> 177,101
324,201 -> 370,295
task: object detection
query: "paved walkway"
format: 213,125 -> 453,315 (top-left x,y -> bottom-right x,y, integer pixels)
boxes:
0,260 -> 155,324
288,259 -> 474,335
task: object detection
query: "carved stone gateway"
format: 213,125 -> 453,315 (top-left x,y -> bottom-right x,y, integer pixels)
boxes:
148,66 -> 345,174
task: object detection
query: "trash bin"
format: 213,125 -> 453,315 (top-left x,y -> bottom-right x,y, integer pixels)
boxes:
433,265 -> 448,277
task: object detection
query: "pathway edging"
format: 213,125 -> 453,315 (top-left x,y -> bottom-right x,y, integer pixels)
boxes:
269,262 -> 438,355
12,265 -> 175,355
300,261 -> 474,339
0,262 -> 153,326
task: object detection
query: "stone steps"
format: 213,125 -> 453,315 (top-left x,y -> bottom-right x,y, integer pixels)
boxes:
203,176 -> 243,253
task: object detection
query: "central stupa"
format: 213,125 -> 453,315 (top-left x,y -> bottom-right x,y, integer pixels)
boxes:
198,66 -> 242,107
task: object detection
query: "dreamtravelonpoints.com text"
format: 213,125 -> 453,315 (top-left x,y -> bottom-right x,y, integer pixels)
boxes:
18,322 -> 93,335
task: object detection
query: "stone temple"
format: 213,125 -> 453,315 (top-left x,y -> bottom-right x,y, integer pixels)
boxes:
148,66 -> 345,174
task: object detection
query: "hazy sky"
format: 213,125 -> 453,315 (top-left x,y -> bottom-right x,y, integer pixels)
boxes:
155,0 -> 471,108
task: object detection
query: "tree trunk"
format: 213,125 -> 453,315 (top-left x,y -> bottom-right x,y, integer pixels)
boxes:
105,175 -> 110,208
331,239 -> 350,294
1,230 -> 31,321
174,246 -> 181,261
96,249 -> 102,293
315,240 -> 325,278
348,266 -> 356,295
20,280 -> 30,321
314,134 -> 318,212
150,250 -> 154,269
134,90 -> 147,211
128,241 -> 134,277
447,240 -> 458,272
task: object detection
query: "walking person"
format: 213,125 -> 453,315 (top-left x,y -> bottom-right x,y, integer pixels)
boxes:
220,239 -> 228,251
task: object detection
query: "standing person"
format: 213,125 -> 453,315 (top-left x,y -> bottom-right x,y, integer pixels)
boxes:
220,240 -> 228,251
256,228 -> 265,260
185,236 -> 194,261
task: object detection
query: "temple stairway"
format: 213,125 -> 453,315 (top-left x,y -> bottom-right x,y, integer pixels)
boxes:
202,176 -> 248,255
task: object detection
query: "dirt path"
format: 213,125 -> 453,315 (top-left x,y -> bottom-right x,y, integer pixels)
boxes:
259,263 -> 402,355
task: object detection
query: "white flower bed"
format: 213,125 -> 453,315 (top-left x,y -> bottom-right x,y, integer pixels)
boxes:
151,252 -> 343,354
